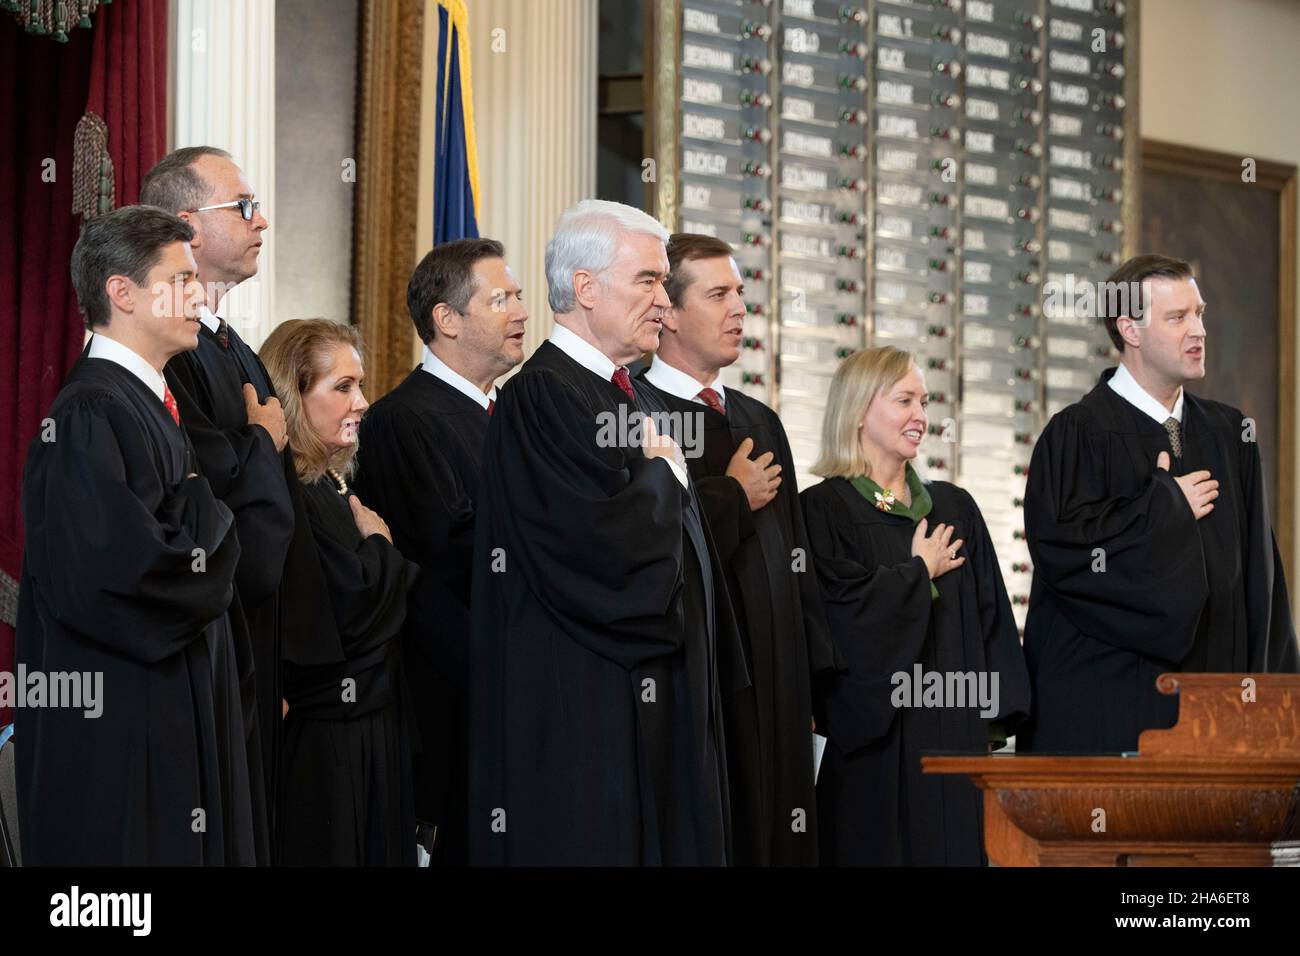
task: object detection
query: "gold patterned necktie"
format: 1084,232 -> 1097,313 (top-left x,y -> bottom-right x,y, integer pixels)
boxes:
1163,416 -> 1182,458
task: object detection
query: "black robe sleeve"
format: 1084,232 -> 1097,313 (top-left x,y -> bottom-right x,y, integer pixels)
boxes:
29,393 -> 239,663
801,486 -> 933,753
773,420 -> 840,681
282,484 -> 417,716
1024,410 -> 1210,664
694,474 -> 755,569
957,487 -> 1031,729
1237,415 -> 1299,672
353,406 -> 475,684
694,418 -> 838,681
483,369 -> 690,669
165,357 -> 293,606
279,476 -> 346,668
305,491 -> 417,655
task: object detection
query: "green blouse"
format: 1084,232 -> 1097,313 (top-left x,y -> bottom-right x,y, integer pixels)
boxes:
850,463 -> 939,600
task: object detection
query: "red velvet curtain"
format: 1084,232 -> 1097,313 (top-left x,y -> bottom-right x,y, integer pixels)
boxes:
0,0 -> 168,727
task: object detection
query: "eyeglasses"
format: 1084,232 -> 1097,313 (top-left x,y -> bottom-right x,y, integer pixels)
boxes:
192,198 -> 262,221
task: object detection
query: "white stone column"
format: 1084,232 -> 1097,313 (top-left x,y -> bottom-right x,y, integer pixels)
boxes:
172,0 -> 277,347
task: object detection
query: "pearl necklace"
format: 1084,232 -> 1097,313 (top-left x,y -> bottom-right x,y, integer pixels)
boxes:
326,467 -> 349,496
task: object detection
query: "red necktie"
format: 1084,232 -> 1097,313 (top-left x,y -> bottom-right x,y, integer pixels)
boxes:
487,398 -> 495,417
163,385 -> 180,427
611,367 -> 636,402
697,386 -> 726,417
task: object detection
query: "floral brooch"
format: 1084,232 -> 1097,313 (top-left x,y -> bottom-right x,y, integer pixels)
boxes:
874,488 -> 897,512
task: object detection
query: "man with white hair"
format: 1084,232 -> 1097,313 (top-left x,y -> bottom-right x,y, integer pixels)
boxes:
468,199 -> 746,865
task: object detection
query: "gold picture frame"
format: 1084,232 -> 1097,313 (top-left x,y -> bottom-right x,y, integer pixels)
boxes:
352,0 -> 426,398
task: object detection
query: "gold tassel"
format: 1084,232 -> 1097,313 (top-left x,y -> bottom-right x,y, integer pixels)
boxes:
72,111 -> 114,221
0,567 -> 17,628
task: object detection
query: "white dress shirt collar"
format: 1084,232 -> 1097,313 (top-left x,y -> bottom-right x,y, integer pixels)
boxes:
644,356 -> 726,407
198,304 -> 222,334
549,322 -> 620,382
548,324 -> 689,488
1108,362 -> 1184,424
87,333 -> 167,402
420,345 -> 496,410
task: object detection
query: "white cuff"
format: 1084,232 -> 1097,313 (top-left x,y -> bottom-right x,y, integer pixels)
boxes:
663,456 -> 689,489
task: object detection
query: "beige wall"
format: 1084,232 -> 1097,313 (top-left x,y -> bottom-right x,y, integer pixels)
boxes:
275,0 -> 358,330
465,0 -> 599,359
1141,0 -> 1300,582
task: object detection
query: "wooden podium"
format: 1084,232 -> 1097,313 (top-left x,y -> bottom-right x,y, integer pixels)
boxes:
923,674 -> 1300,866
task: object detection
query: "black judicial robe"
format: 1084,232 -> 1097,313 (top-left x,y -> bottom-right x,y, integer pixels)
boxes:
17,356 -> 259,865
1021,369 -> 1299,754
801,477 -> 1030,866
353,367 -> 486,864
468,341 -> 748,866
165,321 -> 293,849
634,375 -> 837,866
278,478 -> 418,866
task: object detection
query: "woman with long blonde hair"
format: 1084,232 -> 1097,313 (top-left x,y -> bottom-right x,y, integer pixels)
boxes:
800,346 -> 1030,865
260,318 -> 417,865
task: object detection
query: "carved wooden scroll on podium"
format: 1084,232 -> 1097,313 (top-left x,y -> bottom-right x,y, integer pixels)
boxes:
923,674 -> 1300,866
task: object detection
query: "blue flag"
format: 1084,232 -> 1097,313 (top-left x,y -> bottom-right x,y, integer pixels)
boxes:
434,0 -> 480,243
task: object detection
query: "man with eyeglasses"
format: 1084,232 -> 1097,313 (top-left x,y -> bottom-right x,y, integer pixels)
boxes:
142,146 -> 303,864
